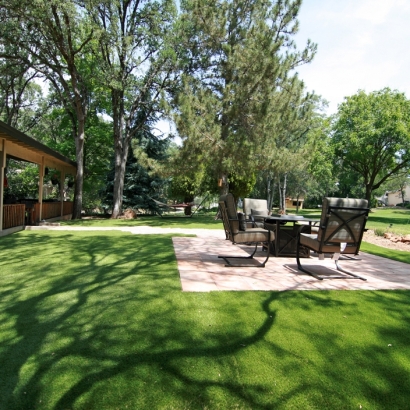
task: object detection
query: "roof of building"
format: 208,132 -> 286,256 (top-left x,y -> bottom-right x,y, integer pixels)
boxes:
0,120 -> 77,173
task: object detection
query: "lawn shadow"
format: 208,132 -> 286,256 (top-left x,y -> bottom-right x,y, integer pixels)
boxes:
1,231 -> 410,409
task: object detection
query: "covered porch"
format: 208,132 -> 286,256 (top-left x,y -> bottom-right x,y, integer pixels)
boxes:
0,121 -> 77,236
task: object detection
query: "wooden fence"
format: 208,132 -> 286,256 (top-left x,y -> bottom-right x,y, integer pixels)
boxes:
33,201 -> 74,223
2,204 -> 25,229
2,201 -> 74,229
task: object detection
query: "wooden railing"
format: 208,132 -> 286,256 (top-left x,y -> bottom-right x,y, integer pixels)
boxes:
2,204 -> 25,229
32,201 -> 73,223
63,201 -> 73,216
40,202 -> 61,220
2,201 -> 74,228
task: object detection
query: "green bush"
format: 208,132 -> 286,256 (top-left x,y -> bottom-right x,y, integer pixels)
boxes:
374,228 -> 386,237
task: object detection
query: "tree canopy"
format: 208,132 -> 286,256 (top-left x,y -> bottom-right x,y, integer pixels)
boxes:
5,1 -> 409,214
170,0 -> 317,195
332,88 -> 410,202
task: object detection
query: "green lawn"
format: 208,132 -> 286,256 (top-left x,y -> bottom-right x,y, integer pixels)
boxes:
365,208 -> 410,235
60,213 -> 223,229
292,207 -> 410,235
1,230 -> 410,409
62,207 -> 410,235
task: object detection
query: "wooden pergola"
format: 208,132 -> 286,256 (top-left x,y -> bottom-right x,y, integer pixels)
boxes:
0,120 -> 77,236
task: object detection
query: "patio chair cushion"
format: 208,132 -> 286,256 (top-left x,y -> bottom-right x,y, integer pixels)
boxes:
220,194 -> 237,219
317,197 -> 369,243
232,227 -> 274,244
299,233 -> 346,253
251,209 -> 270,223
237,212 -> 247,231
244,198 -> 270,218
251,208 -> 269,217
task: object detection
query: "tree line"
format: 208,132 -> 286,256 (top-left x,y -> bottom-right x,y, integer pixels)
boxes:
1,0 -> 409,216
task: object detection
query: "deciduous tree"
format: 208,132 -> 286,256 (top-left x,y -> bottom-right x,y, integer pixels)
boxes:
332,88 -> 410,202
85,0 -> 177,218
0,0 -> 95,218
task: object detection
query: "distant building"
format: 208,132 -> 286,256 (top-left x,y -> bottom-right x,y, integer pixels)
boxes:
381,185 -> 410,206
285,197 -> 304,210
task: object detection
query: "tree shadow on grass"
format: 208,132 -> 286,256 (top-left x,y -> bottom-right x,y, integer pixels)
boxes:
368,210 -> 410,226
0,230 -> 282,409
1,232 -> 410,409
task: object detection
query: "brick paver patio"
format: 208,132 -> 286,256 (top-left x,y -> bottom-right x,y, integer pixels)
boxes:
173,236 -> 410,292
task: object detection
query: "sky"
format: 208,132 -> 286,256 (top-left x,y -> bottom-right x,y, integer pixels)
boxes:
293,0 -> 410,115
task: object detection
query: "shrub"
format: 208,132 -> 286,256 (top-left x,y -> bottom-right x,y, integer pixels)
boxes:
374,228 -> 386,237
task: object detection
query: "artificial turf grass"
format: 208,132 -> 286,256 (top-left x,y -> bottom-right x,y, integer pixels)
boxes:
360,241 -> 410,264
1,231 -> 410,409
59,213 -> 224,229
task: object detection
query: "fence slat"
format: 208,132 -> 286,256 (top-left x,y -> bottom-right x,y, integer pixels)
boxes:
3,204 -> 25,229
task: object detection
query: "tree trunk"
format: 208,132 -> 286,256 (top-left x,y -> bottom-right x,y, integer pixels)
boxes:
112,144 -> 129,218
365,184 -> 372,204
279,173 -> 288,213
278,177 -> 282,212
72,113 -> 85,219
266,172 -> 274,211
184,194 -> 194,215
218,173 -> 229,196
111,91 -> 129,219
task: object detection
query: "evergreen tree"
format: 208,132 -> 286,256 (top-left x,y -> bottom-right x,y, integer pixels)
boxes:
102,129 -> 170,215
171,0 -> 317,196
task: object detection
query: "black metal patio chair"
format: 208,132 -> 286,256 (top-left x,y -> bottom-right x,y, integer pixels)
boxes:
296,197 -> 370,280
218,193 -> 275,267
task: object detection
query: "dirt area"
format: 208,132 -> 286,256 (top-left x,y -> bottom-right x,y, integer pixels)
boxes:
363,230 -> 410,252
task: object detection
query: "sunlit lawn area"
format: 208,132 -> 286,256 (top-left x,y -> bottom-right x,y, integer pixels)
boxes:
60,212 -> 223,229
364,207 -> 410,235
1,227 -> 410,409
292,207 -> 410,235
61,207 -> 410,235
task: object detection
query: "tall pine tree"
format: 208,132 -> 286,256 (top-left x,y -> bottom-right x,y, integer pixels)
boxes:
171,0 -> 317,195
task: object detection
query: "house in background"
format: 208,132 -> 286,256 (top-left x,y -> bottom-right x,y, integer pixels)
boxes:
380,185 -> 410,206
285,197 -> 304,210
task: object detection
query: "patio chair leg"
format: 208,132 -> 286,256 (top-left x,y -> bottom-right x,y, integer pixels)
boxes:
338,254 -> 362,261
296,238 -> 367,281
296,259 -> 324,280
296,240 -> 323,280
218,243 -> 270,268
334,260 -> 367,281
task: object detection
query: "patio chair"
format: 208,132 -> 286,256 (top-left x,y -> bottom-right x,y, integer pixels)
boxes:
218,194 -> 275,267
243,197 -> 271,223
296,197 -> 370,280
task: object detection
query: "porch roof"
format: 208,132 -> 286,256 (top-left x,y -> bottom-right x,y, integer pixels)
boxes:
0,120 -> 77,173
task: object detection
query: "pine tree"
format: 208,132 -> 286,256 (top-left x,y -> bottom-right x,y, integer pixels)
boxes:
171,0 -> 317,195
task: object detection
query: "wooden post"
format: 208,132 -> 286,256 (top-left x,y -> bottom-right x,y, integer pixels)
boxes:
60,171 -> 65,216
39,158 -> 44,221
0,139 -> 5,231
